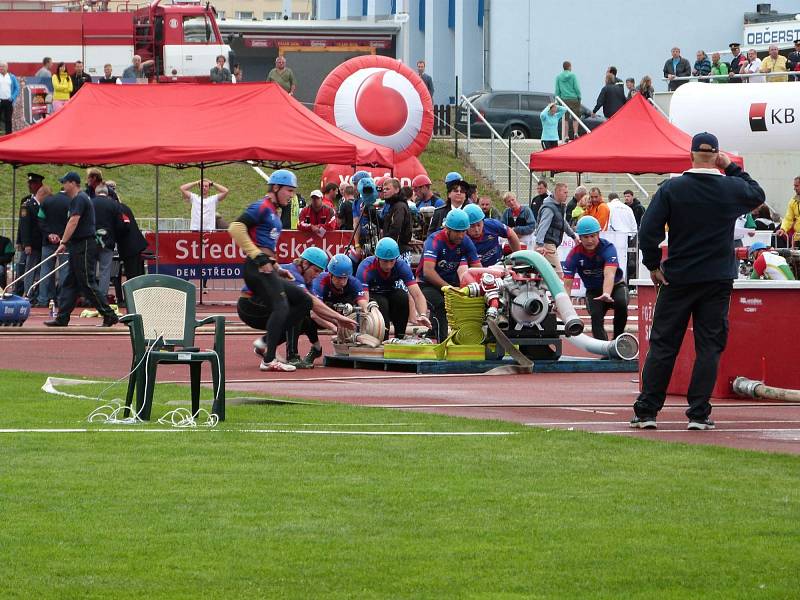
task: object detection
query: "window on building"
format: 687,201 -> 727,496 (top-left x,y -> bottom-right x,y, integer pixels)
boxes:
489,94 -> 519,110
263,11 -> 282,20
183,16 -> 217,44
236,11 -> 254,20
291,12 -> 309,19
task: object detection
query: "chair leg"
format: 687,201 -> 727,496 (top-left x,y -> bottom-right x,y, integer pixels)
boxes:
141,360 -> 158,421
124,354 -> 139,418
190,362 -> 201,416
210,356 -> 225,422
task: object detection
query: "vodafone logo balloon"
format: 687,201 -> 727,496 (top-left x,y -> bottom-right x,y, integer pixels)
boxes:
315,55 -> 434,163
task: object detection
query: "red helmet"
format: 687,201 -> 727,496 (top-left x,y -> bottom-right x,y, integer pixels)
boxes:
412,174 -> 432,188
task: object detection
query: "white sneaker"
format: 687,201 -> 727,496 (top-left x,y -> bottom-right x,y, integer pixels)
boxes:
260,359 -> 296,372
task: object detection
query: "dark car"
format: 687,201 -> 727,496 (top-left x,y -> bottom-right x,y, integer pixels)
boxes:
457,91 -> 605,140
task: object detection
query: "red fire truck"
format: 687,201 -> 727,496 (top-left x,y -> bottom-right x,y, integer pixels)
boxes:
0,0 -> 231,80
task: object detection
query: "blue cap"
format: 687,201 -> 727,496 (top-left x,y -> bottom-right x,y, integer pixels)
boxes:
691,132 -> 719,152
59,171 -> 81,184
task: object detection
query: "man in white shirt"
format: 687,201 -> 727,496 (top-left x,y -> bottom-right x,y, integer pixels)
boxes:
180,179 -> 229,231
607,192 -> 638,234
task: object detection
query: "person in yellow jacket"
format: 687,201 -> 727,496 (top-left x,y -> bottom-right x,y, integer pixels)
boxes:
51,62 -> 73,112
776,176 -> 800,248
759,44 -> 789,82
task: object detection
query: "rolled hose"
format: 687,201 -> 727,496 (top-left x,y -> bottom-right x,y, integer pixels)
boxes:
732,377 -> 800,402
444,288 -> 486,345
566,333 -> 640,361
508,250 -> 584,337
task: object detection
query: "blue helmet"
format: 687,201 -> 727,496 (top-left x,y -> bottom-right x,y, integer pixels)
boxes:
352,170 -> 371,186
463,203 -> 485,225
575,216 -> 601,236
358,177 -> 378,206
375,237 -> 401,260
445,171 -> 464,185
444,208 -> 470,231
300,246 -> 329,270
748,242 -> 768,256
328,253 -> 353,277
269,169 -> 297,188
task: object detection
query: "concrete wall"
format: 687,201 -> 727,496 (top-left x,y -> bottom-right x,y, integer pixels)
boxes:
488,0 -> 800,105
740,152 -> 800,216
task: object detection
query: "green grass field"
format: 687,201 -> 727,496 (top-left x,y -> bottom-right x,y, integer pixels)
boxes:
0,139 -> 498,225
2,368 -> 799,598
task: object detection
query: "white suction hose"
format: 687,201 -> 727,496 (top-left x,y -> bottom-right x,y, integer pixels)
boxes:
566,332 -> 640,361
732,377 -> 800,402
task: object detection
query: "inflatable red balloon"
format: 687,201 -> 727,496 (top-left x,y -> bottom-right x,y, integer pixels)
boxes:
315,55 -> 434,164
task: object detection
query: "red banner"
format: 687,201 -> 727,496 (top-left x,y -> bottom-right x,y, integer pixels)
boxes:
144,230 -> 354,280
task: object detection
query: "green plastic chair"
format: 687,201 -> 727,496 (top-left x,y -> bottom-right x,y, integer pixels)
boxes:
120,274 -> 225,421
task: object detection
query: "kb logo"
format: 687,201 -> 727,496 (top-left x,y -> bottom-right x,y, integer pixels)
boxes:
749,102 -> 795,132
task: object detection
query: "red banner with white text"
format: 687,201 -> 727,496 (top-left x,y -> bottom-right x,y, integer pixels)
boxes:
144,230 -> 354,280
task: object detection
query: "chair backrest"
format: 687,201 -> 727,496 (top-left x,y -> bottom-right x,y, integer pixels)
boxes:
123,274 -> 197,346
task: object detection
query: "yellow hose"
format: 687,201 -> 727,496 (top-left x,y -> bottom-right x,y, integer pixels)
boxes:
444,287 -> 486,345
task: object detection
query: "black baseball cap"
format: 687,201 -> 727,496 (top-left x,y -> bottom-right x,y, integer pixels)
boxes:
691,132 -> 719,152
59,171 -> 81,184
27,172 -> 44,182
728,42 -> 741,48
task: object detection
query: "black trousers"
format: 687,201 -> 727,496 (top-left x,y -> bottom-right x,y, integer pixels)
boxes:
419,282 -> 447,342
585,282 -> 628,340
373,287 -> 410,340
634,280 -> 732,421
241,260 -> 311,360
0,99 -> 12,135
57,238 -> 116,323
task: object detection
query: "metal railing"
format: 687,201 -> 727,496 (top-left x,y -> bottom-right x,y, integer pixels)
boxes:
663,70 -> 794,83
458,94 -> 538,199
554,96 -> 649,199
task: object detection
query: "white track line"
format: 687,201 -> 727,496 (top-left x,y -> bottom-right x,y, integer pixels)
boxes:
375,403 -> 800,409
0,428 -> 516,436
525,420 -> 800,426
562,408 -> 616,415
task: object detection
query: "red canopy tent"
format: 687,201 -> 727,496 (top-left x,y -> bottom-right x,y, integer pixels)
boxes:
0,83 -> 395,167
529,93 -> 743,174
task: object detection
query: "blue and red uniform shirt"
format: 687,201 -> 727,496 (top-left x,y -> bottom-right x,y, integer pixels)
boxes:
416,196 -> 445,210
237,197 -> 282,252
356,255 -> 417,294
311,272 -> 366,305
417,229 -> 481,286
470,218 -> 509,267
563,238 -> 623,290
281,262 -> 308,291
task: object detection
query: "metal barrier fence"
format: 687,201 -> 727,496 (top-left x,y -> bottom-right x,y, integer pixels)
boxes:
457,94 -> 537,201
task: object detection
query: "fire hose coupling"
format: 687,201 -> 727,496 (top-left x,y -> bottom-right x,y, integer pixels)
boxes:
333,303 -> 356,316
732,376 -> 763,398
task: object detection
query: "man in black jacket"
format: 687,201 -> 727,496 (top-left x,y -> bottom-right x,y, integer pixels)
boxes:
92,183 -> 123,300
36,187 -> 71,306
112,186 -> 148,305
592,72 -> 627,119
663,47 -> 692,91
19,182 -> 45,302
622,190 -> 645,226
631,132 -> 765,431
381,178 -> 413,261
788,39 -> 800,82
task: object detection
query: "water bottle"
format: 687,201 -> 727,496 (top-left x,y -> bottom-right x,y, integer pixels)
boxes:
48,299 -> 57,318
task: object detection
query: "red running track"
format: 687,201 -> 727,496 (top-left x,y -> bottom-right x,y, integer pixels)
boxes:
3,304 -> 799,454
